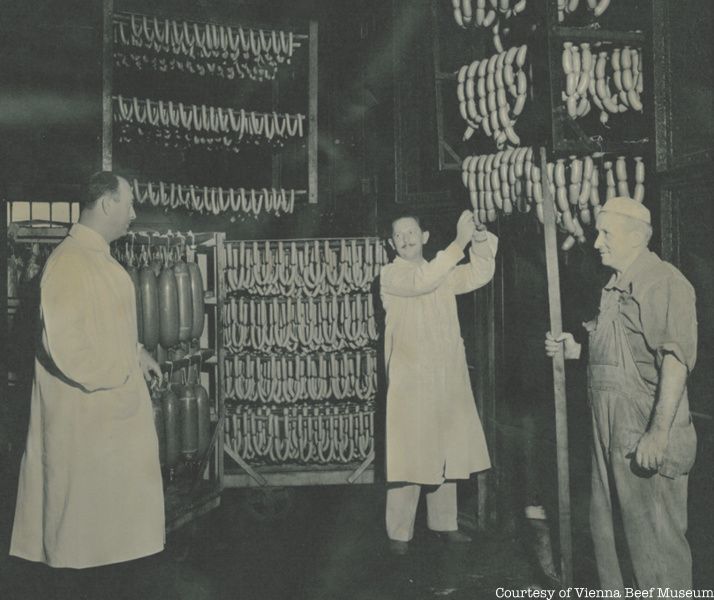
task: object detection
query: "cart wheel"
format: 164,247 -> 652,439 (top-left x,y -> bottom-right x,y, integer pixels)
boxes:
240,487 -> 296,522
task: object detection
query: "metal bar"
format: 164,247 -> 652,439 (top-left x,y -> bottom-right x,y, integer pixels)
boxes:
223,444 -> 269,486
102,0 -> 113,170
441,140 -> 462,165
551,26 -> 646,44
347,451 -> 375,484
225,236 -> 383,245
307,20 -> 318,204
540,146 -> 573,587
113,11 -> 309,42
214,232 -> 226,489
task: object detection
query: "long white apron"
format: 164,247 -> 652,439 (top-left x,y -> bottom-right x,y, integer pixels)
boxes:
10,224 -> 165,568
381,235 -> 497,485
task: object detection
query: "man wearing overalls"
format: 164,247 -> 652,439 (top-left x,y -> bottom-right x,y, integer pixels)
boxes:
545,196 -> 698,591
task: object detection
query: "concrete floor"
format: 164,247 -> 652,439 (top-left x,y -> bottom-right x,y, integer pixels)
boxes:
1,481 -> 577,600
1,453 -> 710,600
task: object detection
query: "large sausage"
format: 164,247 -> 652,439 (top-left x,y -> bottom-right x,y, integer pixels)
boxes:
187,262 -> 205,341
158,265 -> 180,349
193,383 -> 211,457
139,266 -> 160,351
174,262 -> 193,343
162,386 -> 181,472
177,384 -> 198,460
126,265 -> 144,346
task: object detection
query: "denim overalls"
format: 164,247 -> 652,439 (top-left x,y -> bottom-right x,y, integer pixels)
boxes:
586,285 -> 697,591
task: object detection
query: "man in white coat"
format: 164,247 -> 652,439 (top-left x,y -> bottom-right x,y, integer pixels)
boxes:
381,210 -> 497,554
9,172 -> 165,591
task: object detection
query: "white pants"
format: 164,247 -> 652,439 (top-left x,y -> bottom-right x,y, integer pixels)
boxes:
385,482 -> 458,542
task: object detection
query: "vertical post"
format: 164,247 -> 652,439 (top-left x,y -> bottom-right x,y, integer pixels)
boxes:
307,20 -> 318,204
102,0 -> 113,171
215,232 -> 226,489
539,146 -> 573,586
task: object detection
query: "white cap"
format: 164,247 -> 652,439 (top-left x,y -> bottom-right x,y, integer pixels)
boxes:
600,196 -> 651,224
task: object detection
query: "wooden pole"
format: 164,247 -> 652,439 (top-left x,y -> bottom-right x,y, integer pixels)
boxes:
539,146 -> 573,586
101,0 -> 113,171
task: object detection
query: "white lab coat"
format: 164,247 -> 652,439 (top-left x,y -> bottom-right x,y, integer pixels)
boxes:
10,224 -> 165,568
381,234 -> 497,484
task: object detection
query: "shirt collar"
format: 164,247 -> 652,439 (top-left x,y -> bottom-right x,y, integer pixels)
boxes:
604,249 -> 659,293
69,223 -> 111,255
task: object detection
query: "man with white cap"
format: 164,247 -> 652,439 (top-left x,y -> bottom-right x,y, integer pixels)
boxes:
545,196 -> 698,591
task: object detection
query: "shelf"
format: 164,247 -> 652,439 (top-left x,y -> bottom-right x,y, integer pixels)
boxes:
223,462 -> 374,488
160,348 -> 214,373
550,25 -> 646,45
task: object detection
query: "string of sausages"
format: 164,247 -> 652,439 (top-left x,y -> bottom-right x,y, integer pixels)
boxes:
462,148 -> 646,248
224,239 -> 389,296
225,402 -> 375,465
224,350 -> 378,404
114,95 -> 305,151
113,12 -> 300,81
223,294 -> 377,353
130,178 -> 297,217
457,45 -> 529,148
562,43 -> 644,123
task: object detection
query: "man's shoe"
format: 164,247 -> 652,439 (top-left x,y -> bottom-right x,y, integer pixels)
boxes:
433,530 -> 472,544
388,540 -> 409,555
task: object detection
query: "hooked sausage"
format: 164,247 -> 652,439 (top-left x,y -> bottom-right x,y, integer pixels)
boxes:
158,265 -> 180,349
139,266 -> 160,351
194,383 -> 211,457
162,386 -> 181,471
177,384 -> 198,460
187,262 -> 205,341
173,262 -> 193,343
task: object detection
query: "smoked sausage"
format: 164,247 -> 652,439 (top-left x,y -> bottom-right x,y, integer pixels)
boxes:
173,262 -> 194,343
187,261 -> 205,341
139,266 -> 160,351
158,265 -> 180,349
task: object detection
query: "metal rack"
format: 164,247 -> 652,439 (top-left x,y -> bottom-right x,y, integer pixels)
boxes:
116,229 -> 227,533
221,236 -> 387,489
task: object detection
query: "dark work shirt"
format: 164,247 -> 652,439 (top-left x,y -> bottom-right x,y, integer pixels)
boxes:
594,249 -> 698,391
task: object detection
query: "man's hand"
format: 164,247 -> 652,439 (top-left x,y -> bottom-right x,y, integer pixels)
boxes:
545,331 -> 582,360
455,210 -> 476,249
634,428 -> 670,471
472,223 -> 489,244
139,346 -> 162,382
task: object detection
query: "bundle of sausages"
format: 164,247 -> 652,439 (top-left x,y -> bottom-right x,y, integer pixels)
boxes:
223,294 -> 377,354
462,148 -> 646,248
224,350 -> 378,404
114,95 -> 305,152
225,239 -> 388,297
130,179 -> 297,217
117,235 -> 206,357
562,42 -> 643,123
114,13 -> 300,81
457,45 -> 529,148
151,375 -> 213,475
225,401 -> 374,465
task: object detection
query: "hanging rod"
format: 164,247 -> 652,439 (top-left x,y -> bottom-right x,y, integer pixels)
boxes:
225,236 -> 385,245
113,11 -> 309,43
